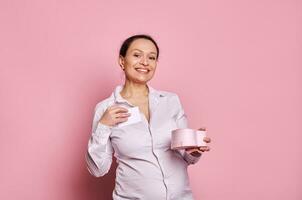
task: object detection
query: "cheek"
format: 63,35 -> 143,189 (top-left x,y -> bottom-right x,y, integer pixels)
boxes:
150,65 -> 157,73
150,62 -> 157,69
149,69 -> 156,76
124,58 -> 139,66
123,64 -> 137,73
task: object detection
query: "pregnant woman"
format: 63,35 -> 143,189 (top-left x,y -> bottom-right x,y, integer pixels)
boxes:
85,34 -> 211,200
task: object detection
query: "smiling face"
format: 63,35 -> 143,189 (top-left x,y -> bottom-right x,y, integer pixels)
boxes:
119,38 -> 158,84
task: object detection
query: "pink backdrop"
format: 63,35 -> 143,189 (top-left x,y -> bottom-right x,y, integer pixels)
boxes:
1,0 -> 301,199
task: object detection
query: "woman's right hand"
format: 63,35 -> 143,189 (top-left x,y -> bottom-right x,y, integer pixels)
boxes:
99,105 -> 131,127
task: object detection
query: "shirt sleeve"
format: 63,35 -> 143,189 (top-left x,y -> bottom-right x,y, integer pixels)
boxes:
85,104 -> 114,177
174,94 -> 202,165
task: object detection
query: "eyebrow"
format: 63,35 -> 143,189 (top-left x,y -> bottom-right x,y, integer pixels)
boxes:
131,49 -> 157,55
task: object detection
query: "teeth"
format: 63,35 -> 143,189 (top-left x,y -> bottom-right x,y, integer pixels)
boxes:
136,68 -> 148,73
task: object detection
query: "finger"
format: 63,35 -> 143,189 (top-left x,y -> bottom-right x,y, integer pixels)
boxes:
185,148 -> 201,154
187,148 -> 203,155
198,127 -> 207,131
116,112 -> 131,118
185,147 -> 199,151
113,112 -> 130,119
189,150 -> 202,156
116,116 -> 129,123
198,147 -> 207,152
199,146 -> 210,152
203,137 -> 211,143
111,107 -> 129,114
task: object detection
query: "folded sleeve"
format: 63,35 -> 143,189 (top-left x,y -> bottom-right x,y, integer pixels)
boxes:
174,94 -> 202,165
85,104 -> 114,177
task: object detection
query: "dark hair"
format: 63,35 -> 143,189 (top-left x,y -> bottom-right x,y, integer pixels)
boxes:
119,34 -> 159,60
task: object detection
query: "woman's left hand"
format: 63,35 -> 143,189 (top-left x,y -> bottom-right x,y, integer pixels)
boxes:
185,128 -> 211,156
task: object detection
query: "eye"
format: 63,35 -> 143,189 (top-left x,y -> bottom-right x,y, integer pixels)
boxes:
133,54 -> 140,57
149,57 -> 156,60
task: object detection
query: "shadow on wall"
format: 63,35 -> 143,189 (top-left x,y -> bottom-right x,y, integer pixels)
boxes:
70,76 -> 119,199
76,159 -> 118,200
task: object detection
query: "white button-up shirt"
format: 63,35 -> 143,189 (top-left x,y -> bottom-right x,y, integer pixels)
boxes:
86,85 -> 202,200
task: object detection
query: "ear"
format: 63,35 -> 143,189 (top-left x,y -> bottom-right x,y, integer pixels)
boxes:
118,56 -> 125,70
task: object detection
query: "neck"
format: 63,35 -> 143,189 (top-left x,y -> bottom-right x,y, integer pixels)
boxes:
120,80 -> 149,98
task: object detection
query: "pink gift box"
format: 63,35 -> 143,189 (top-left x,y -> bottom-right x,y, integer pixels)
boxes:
171,128 -> 207,150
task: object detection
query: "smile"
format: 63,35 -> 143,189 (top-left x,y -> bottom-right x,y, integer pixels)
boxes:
135,68 -> 150,73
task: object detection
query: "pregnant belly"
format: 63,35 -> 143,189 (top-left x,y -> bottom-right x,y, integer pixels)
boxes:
113,178 -> 167,200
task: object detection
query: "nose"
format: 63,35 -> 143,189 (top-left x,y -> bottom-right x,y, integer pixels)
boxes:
140,55 -> 149,66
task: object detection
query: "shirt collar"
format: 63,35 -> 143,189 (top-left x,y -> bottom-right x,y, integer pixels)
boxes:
113,84 -> 165,107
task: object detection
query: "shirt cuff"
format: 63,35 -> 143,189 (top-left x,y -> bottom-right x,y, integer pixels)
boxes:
183,150 -> 202,164
93,122 -> 112,144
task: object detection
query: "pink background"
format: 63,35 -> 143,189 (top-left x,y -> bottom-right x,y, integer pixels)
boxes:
1,0 -> 301,199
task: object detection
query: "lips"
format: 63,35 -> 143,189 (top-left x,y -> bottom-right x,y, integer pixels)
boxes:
135,68 -> 150,73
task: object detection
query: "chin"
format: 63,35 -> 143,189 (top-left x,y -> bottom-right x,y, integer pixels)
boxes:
130,75 -> 153,83
126,72 -> 155,84
133,78 -> 151,84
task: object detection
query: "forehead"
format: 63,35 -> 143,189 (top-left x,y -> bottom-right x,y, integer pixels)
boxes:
128,38 -> 157,54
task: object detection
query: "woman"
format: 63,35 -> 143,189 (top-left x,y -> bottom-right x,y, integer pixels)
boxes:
86,34 -> 211,200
